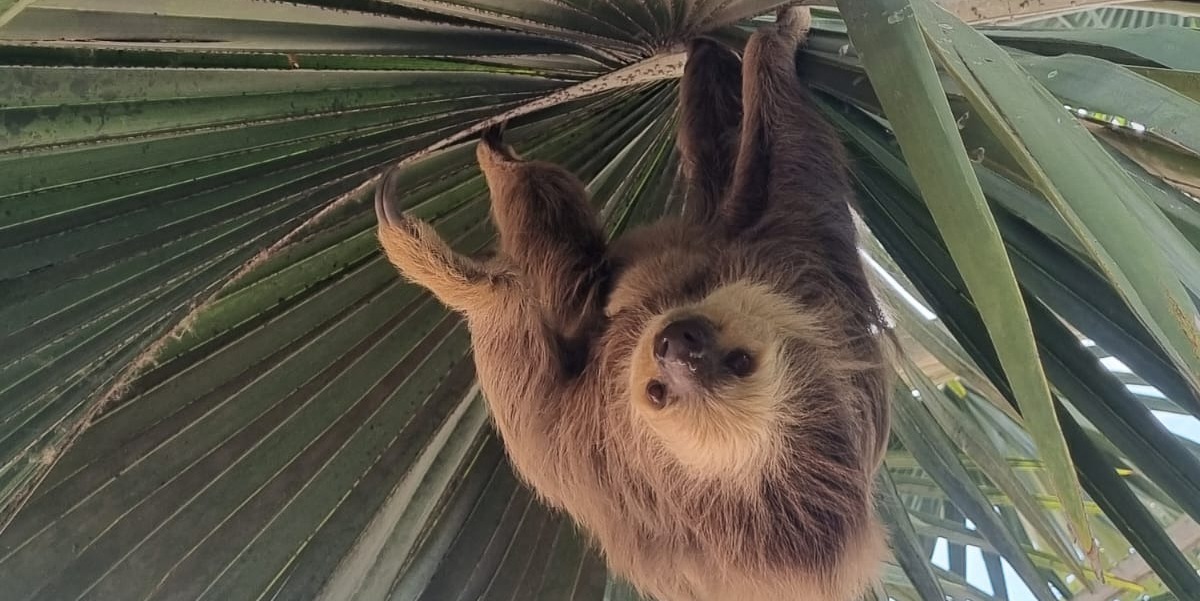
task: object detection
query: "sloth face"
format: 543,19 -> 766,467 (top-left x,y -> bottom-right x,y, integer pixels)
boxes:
628,280 -> 826,481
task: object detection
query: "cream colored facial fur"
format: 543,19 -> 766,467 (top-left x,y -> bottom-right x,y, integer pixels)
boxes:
629,281 -> 833,483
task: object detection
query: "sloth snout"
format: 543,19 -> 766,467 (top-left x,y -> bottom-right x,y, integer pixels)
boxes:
653,317 -> 717,383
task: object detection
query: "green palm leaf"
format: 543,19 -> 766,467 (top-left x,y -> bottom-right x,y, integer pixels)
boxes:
2,0 -> 1199,599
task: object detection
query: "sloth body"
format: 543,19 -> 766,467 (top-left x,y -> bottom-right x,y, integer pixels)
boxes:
377,8 -> 890,600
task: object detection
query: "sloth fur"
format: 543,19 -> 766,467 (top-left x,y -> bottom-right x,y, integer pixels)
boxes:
375,7 -> 891,600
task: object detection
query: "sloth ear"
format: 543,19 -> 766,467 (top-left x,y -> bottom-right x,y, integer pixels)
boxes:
677,37 -> 743,226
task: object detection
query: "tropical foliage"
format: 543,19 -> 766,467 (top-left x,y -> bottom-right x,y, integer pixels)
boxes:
0,0 -> 1198,600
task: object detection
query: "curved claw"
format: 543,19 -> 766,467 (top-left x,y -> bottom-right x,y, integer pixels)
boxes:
481,121 -> 507,151
477,120 -> 521,167
774,4 -> 811,39
375,167 -> 405,228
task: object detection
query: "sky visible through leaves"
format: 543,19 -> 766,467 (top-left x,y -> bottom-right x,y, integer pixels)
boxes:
874,260 -> 1200,600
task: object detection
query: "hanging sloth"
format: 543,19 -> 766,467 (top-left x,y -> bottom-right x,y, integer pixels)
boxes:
376,7 -> 891,600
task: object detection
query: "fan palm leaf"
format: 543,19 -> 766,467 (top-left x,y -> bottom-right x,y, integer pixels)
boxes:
1,0 -> 1198,599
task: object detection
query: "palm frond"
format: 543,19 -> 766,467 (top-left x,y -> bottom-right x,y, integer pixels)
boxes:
1,0 -> 1198,599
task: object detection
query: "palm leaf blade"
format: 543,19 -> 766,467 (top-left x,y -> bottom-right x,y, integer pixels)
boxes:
2,1 -> 1199,599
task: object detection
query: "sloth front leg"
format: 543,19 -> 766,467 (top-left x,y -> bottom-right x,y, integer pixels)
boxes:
375,170 -> 514,314
723,6 -> 855,243
678,36 -> 743,225
476,124 -> 609,339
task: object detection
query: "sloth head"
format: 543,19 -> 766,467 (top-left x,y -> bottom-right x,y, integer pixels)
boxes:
627,280 -> 846,482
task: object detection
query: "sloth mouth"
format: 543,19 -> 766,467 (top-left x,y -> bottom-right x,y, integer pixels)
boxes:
645,380 -> 668,408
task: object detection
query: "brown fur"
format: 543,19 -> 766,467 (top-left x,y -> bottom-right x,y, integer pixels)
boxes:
376,8 -> 891,600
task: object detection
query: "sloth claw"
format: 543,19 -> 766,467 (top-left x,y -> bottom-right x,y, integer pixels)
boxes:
773,5 -> 811,42
478,121 -> 520,166
374,168 -> 419,235
481,121 -> 507,150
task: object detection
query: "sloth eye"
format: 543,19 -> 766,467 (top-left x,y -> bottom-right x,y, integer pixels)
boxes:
724,350 -> 754,378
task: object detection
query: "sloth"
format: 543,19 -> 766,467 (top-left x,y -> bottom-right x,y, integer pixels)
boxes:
376,7 -> 891,600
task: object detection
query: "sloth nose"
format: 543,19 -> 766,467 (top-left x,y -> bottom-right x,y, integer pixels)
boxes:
654,317 -> 716,378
